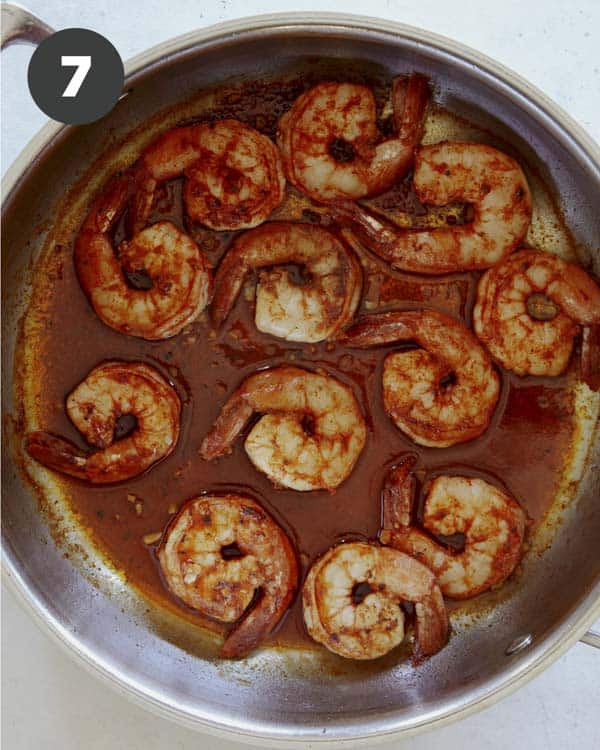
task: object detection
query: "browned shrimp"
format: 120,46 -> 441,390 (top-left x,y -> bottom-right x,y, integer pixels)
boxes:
200,365 -> 367,491
338,309 -> 500,447
25,362 -> 180,483
380,456 -> 527,598
330,141 -> 532,274
158,494 -> 298,658
277,74 -> 430,202
131,120 -> 285,231
75,173 -> 212,340
303,542 -> 448,661
473,249 -> 600,376
211,222 -> 362,342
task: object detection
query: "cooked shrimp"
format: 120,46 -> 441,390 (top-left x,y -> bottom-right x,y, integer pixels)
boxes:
380,457 -> 527,598
473,249 -> 600,376
131,120 -> 285,232
211,222 -> 362,342
25,361 -> 180,483
75,173 -> 211,340
200,366 -> 367,491
277,74 -> 430,202
302,542 -> 448,661
158,493 -> 298,658
330,141 -> 532,274
338,309 -> 500,447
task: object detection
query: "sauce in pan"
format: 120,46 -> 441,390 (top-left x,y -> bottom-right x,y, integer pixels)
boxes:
19,70 -> 584,651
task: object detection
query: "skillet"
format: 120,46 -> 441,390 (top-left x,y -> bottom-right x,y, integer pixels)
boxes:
2,5 -> 599,745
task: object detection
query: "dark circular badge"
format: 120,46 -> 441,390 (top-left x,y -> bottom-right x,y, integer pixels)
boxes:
27,28 -> 124,125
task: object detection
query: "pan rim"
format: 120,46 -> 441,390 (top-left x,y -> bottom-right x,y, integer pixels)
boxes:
2,11 -> 599,745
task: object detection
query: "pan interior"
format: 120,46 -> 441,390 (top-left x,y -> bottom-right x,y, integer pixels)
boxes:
2,21 -> 599,741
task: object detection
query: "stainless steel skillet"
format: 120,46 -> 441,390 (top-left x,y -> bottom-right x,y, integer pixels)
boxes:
2,6 -> 599,746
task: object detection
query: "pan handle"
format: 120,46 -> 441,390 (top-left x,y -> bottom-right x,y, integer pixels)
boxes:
1,3 -> 54,49
581,628 -> 600,649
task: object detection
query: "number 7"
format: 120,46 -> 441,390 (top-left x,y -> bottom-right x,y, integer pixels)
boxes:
61,56 -> 92,97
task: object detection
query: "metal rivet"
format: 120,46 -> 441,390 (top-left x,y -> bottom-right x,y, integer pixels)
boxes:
505,634 -> 533,655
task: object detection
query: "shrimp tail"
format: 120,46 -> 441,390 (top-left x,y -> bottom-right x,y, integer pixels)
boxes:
413,587 -> 449,663
337,311 -> 418,347
199,392 -> 254,460
210,244 -> 247,328
552,262 -> 600,323
25,431 -> 89,480
393,73 -> 430,147
381,453 -> 419,531
581,324 -> 600,391
127,163 -> 158,236
329,200 -> 401,264
219,591 -> 272,659
221,575 -> 298,659
81,171 -> 134,234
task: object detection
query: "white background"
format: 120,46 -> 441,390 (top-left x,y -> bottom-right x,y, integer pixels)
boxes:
2,1 -> 599,748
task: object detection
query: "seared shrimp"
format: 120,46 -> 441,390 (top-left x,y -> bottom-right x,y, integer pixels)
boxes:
200,366 -> 367,491
75,173 -> 211,340
25,361 -> 180,483
380,456 -> 527,598
338,309 -> 500,447
277,74 -> 430,202
211,222 -> 362,342
303,542 -> 448,661
132,120 -> 285,231
331,141 -> 532,274
474,249 -> 600,376
158,494 -> 298,658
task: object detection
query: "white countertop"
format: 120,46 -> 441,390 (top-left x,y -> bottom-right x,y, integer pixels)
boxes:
2,1 -> 599,748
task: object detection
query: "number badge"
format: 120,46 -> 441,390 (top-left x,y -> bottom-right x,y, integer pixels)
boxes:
28,28 -> 124,124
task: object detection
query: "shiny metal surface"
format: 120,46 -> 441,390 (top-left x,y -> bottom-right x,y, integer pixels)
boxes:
2,12 -> 599,746
0,3 -> 54,49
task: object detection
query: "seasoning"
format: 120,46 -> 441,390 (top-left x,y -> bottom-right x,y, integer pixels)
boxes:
142,531 -> 162,545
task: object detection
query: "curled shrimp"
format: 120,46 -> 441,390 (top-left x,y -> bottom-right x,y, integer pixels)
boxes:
277,74 -> 430,203
338,309 -> 500,447
25,361 -> 180,483
75,173 -> 212,340
380,456 -> 527,598
331,141 -> 532,274
200,365 -> 367,491
302,541 -> 448,661
158,493 -> 298,658
211,222 -> 362,342
132,120 -> 285,231
473,249 -> 600,376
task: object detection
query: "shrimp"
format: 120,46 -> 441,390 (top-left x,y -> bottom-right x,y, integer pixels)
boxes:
131,120 -> 285,232
338,309 -> 500,447
302,542 -> 448,661
25,361 -> 180,483
158,494 -> 298,658
330,141 -> 532,274
75,173 -> 212,340
211,222 -> 362,342
380,457 -> 527,598
277,74 -> 430,202
200,365 -> 367,491
473,249 -> 600,376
